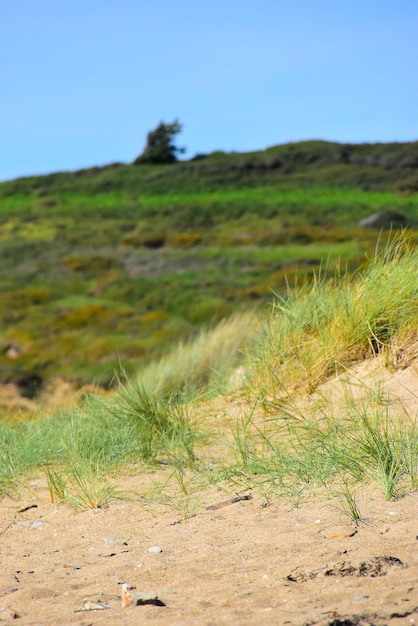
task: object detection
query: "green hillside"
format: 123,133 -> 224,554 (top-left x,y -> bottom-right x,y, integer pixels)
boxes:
0,140 -> 417,395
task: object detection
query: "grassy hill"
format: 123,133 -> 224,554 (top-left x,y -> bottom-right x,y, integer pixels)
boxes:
0,140 -> 417,394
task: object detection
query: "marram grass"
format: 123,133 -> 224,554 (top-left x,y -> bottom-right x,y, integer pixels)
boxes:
247,236 -> 417,398
135,311 -> 260,400
0,238 -> 416,508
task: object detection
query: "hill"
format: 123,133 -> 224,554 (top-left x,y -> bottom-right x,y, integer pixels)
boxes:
0,139 -> 417,396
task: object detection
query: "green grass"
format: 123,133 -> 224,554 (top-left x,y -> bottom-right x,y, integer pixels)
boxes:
0,223 -> 375,387
0,141 -> 417,509
1,139 -> 417,388
247,236 -> 417,396
217,239 -> 418,506
0,239 -> 416,510
135,312 -> 258,399
225,381 -> 418,506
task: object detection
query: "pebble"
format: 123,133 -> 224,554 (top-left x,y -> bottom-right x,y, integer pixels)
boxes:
122,583 -> 165,608
31,520 -> 45,529
0,608 -> 23,621
322,526 -> 358,539
148,546 -> 163,553
23,519 -> 45,528
76,600 -> 110,611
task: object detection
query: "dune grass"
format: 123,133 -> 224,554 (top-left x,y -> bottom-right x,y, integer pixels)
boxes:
0,238 -> 416,510
219,237 -> 418,507
227,382 -> 417,508
247,235 -> 417,398
134,312 -> 259,399
0,312 -> 258,504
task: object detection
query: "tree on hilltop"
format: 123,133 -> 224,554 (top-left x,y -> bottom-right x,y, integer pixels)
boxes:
134,119 -> 185,164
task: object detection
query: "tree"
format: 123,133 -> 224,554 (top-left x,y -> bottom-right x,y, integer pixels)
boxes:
134,119 -> 185,164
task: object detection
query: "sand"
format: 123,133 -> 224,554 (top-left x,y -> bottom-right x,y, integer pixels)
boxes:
0,474 -> 417,626
0,354 -> 417,625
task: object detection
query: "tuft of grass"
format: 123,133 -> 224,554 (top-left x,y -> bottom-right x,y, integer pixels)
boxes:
45,465 -> 66,503
62,463 -> 120,510
104,382 -> 198,465
225,378 -> 418,502
344,399 -> 418,500
248,235 -> 417,399
156,465 -> 204,519
0,448 -> 21,499
136,312 -> 259,400
46,460 -> 121,510
328,481 -> 364,525
0,385 -> 201,504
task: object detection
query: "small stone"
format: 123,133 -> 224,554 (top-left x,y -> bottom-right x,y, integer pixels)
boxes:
148,545 -> 163,553
31,520 -> 45,529
0,608 -> 24,620
121,584 -> 165,608
76,600 -> 110,611
322,526 -> 358,539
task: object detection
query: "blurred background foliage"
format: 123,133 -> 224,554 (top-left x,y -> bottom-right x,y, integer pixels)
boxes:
0,139 -> 417,395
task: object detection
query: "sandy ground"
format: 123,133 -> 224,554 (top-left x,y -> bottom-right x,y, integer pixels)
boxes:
0,477 -> 417,626
0,351 -> 417,626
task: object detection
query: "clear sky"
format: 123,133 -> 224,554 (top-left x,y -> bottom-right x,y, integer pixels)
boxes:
1,0 -> 417,181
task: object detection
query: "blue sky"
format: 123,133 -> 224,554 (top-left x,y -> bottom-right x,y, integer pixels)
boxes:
1,0 -> 417,181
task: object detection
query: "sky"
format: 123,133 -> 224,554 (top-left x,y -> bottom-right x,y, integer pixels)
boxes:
1,0 -> 417,181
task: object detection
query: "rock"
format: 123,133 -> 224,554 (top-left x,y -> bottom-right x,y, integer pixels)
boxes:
0,608 -> 24,620
322,526 -> 358,539
121,583 -> 165,608
148,545 -> 163,553
31,520 -> 45,529
358,210 -> 414,230
75,600 -> 110,611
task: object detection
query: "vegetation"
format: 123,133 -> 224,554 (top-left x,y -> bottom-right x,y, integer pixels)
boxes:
0,239 -> 416,513
133,119 -> 185,164
0,140 -> 417,394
